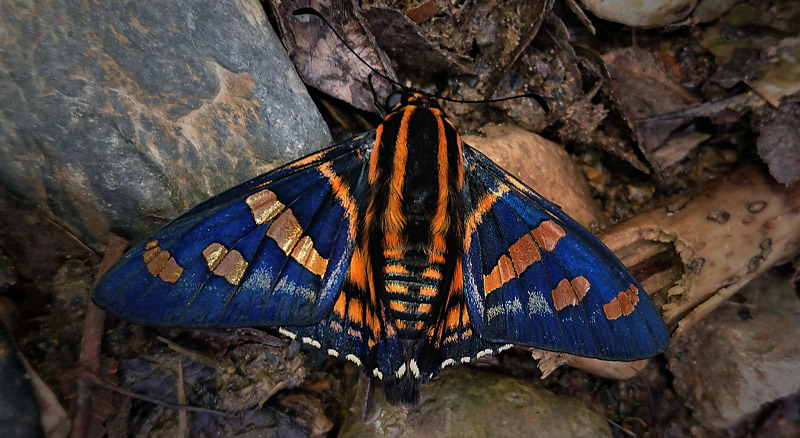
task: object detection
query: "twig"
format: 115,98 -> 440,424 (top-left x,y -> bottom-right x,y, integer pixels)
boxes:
70,234 -> 128,438
82,373 -> 230,417
177,362 -> 187,438
157,335 -> 226,369
41,215 -> 101,260
603,414 -> 637,437
635,91 -> 763,123
564,0 -> 595,34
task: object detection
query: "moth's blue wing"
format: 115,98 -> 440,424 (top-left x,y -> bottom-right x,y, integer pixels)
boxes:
93,132 -> 374,327
461,144 -> 669,360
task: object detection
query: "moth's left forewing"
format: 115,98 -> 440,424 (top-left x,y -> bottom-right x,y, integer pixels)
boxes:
93,133 -> 375,328
460,144 -> 669,361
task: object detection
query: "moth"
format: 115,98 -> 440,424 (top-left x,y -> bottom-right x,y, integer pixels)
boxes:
94,90 -> 669,404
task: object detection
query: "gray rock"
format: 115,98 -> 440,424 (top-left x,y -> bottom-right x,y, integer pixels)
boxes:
339,368 -> 611,438
0,0 -> 331,248
757,102 -> 800,185
668,268 -> 800,428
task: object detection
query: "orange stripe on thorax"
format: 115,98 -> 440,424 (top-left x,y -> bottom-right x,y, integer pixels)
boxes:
427,112 -> 449,262
368,124 -> 383,184
382,106 -> 414,255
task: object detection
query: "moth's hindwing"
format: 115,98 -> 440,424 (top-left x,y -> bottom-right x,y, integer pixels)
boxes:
461,144 -> 669,360
279,278 -> 407,384
93,132 -> 375,328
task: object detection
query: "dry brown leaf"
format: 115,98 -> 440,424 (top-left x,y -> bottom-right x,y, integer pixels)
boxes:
271,1 -> 394,111
603,47 -> 701,182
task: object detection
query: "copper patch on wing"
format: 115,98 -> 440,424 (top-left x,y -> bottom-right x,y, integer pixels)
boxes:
246,189 -> 284,225
290,235 -> 328,276
483,254 -> 515,296
531,220 -> 566,252
267,209 -> 303,253
214,248 -> 248,285
603,284 -> 640,320
142,240 -> 160,263
158,257 -> 184,283
203,242 -> 248,285
142,240 -> 183,283
551,276 -> 591,311
483,233 -> 544,296
202,242 -> 227,270
509,232 -> 542,274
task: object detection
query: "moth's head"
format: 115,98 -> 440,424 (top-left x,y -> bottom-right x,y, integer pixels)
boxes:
383,90 -> 441,115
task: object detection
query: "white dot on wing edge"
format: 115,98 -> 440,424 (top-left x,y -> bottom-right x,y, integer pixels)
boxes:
346,354 -> 361,366
278,328 -> 296,339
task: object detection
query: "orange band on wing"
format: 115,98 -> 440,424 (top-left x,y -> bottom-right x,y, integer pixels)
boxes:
551,276 -> 591,311
531,220 -> 566,252
483,254 -> 514,296
482,220 -> 567,296
265,208 -> 329,277
319,161 -> 358,241
603,284 -> 640,320
246,189 -> 284,225
202,242 -> 247,285
508,232 -> 542,274
464,185 -> 509,249
143,240 -> 183,283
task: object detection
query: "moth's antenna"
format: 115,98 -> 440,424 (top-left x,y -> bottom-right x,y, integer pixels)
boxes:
293,8 -> 549,114
439,93 -> 550,113
293,8 -> 403,90
367,72 -> 389,116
